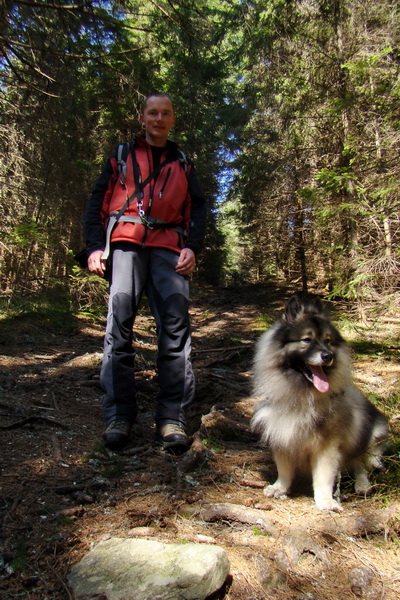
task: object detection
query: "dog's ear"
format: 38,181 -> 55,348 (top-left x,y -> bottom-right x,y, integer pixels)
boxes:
284,294 -> 303,323
284,292 -> 324,322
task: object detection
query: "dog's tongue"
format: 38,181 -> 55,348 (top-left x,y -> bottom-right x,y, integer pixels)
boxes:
309,365 -> 330,393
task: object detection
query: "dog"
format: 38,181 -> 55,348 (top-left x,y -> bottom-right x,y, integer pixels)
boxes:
251,292 -> 388,511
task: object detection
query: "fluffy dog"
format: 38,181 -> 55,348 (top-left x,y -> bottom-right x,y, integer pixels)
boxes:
251,292 -> 388,511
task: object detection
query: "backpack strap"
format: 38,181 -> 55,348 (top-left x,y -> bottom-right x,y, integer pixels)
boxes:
117,142 -> 130,185
177,149 -> 188,174
119,142 -> 188,183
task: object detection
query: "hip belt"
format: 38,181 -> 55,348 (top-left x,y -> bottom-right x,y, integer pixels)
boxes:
102,212 -> 187,260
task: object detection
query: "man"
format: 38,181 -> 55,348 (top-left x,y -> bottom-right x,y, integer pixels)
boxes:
84,92 -> 206,453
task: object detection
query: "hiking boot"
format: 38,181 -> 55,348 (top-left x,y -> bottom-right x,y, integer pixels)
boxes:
155,423 -> 189,454
103,419 -> 132,450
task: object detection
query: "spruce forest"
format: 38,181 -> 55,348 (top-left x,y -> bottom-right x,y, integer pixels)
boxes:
0,2 -> 400,600
1,0 -> 399,307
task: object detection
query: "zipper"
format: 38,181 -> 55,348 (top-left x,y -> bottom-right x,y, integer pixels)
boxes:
138,145 -> 171,245
141,147 -> 153,246
158,167 -> 171,198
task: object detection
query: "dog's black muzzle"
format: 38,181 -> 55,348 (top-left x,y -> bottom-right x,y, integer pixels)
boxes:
321,350 -> 334,366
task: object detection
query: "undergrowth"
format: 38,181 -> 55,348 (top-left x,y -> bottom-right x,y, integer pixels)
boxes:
0,283 -> 77,336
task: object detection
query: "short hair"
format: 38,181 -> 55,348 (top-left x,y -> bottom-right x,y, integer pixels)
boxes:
141,92 -> 174,113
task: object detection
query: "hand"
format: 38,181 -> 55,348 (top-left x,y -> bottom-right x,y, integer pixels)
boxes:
175,248 -> 196,276
87,250 -> 107,277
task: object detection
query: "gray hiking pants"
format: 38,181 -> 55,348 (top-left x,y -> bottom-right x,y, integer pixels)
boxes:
100,242 -> 194,427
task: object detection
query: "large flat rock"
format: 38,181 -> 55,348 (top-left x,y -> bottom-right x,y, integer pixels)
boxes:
68,537 -> 230,600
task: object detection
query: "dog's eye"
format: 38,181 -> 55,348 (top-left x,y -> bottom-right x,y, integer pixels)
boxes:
302,337 -> 312,343
325,337 -> 331,345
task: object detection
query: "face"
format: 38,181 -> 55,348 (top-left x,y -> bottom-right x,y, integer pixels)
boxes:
139,96 -> 176,147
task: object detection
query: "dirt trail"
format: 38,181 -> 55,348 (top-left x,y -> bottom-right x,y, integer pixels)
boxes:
0,284 -> 399,599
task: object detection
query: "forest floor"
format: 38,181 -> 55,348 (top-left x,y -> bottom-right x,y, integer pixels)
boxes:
0,282 -> 399,600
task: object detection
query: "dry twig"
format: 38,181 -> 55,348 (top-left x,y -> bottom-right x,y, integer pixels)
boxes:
0,415 -> 69,430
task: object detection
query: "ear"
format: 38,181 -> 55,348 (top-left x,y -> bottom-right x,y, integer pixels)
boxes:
284,292 -> 325,323
284,294 -> 303,323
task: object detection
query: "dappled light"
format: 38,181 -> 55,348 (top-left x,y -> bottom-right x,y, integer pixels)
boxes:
1,285 -> 399,599
1,0 -> 399,598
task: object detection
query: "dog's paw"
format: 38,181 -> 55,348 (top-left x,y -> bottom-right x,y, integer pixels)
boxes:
354,482 -> 374,495
315,497 -> 343,512
354,476 -> 373,495
263,484 -> 288,500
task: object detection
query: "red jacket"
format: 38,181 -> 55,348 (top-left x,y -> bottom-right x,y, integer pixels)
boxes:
85,136 -> 206,256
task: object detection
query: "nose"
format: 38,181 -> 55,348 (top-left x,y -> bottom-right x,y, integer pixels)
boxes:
321,350 -> 333,365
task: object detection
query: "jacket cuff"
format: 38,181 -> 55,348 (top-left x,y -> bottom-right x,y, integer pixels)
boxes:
87,244 -> 105,255
185,243 -> 200,256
